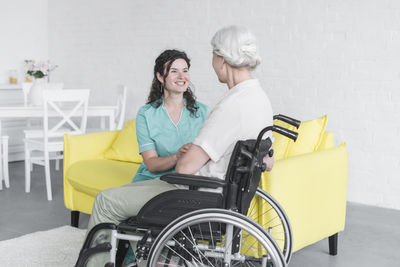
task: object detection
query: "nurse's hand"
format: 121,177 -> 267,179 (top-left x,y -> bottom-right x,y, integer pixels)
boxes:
176,143 -> 192,159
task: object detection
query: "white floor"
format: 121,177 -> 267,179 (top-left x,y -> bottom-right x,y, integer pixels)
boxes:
1,161 -> 400,266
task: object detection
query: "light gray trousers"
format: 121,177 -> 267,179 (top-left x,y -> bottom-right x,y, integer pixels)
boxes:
85,178 -> 178,267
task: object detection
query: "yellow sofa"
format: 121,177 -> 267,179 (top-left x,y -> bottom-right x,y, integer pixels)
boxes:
63,120 -> 348,255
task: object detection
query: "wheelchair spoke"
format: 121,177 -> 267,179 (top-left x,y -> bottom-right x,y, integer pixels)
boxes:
164,244 -> 201,267
177,230 -> 208,266
198,224 -> 204,240
209,222 -> 215,248
158,254 -> 180,267
187,227 -> 205,265
158,249 -> 180,266
172,237 -> 205,266
261,218 -> 280,228
188,226 -> 196,244
251,207 -> 275,222
241,239 -> 262,255
247,202 -> 257,219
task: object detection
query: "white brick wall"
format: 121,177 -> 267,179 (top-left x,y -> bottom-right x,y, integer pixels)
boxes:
0,0 -> 48,83
48,0 -> 400,210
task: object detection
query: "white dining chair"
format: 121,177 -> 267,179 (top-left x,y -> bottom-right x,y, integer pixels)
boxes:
23,82 -> 65,171
24,89 -> 90,201
0,120 -> 10,190
88,85 -> 127,132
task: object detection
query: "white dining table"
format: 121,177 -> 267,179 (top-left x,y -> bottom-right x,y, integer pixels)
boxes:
0,104 -> 118,186
0,105 -> 117,130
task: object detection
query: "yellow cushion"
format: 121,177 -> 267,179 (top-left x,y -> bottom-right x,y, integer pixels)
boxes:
273,115 -> 328,159
104,119 -> 143,163
286,115 -> 327,157
67,159 -> 140,197
317,132 -> 335,151
272,120 -> 295,160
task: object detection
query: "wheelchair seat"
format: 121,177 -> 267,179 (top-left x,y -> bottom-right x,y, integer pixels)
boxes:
123,189 -> 224,228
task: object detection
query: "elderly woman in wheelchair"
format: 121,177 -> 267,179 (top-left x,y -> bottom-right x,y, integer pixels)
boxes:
76,116 -> 299,267
76,25 -> 300,267
76,115 -> 298,266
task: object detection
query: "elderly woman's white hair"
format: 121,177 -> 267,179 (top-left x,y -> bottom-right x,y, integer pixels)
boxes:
211,25 -> 261,68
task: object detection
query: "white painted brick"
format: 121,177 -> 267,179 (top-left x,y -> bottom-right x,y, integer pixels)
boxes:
36,0 -> 400,210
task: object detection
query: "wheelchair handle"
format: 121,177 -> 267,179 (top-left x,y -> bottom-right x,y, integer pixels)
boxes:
272,125 -> 298,141
254,125 -> 298,154
255,124 -> 298,143
274,114 -> 301,129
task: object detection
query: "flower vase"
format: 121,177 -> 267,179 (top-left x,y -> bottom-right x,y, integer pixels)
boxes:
28,78 -> 47,106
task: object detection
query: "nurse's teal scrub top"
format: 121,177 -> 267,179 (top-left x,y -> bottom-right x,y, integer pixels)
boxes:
132,100 -> 210,182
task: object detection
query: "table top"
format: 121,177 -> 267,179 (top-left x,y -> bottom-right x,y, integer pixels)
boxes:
0,105 -> 118,131
0,105 -> 117,117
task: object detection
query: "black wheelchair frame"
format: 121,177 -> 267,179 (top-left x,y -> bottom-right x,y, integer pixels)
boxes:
75,114 -> 300,267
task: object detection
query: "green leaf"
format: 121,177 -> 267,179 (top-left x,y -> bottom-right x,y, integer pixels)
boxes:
34,71 -> 45,79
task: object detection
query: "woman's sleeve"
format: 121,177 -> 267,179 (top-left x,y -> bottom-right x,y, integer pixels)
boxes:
136,109 -> 156,154
193,101 -> 241,162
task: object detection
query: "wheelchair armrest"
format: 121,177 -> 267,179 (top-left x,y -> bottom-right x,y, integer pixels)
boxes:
160,173 -> 226,189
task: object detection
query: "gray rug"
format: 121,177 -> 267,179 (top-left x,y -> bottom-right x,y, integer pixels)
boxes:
0,225 -> 86,267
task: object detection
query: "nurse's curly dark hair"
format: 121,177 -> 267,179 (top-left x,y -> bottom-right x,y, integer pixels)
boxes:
147,49 -> 199,116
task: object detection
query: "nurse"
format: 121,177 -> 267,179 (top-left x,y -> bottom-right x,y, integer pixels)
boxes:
132,49 -> 209,182
84,49 -> 209,267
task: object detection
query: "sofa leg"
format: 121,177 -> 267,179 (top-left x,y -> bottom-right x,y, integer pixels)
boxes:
329,233 -> 338,255
71,211 -> 80,228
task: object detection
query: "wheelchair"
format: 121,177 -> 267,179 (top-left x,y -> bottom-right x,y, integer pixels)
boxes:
75,114 -> 300,267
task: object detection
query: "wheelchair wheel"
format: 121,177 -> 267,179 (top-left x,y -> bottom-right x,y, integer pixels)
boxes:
147,208 -> 286,267
247,188 -> 293,264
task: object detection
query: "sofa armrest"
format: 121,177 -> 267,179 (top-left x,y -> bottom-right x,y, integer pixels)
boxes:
63,131 -> 119,211
260,143 -> 348,252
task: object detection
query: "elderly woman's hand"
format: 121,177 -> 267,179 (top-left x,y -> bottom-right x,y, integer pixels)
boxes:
263,153 -> 274,172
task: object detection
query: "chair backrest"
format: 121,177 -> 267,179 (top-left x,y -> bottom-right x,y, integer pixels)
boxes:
115,85 -> 127,130
42,89 -> 90,140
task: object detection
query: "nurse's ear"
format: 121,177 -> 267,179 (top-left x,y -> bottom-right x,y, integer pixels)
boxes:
156,72 -> 164,85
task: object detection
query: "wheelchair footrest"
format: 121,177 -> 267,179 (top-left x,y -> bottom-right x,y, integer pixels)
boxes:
75,242 -> 112,267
